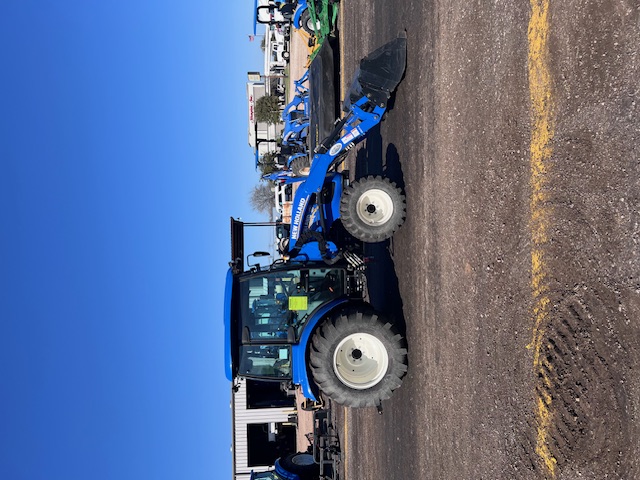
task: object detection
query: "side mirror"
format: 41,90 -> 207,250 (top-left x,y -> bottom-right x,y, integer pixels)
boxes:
247,251 -> 271,271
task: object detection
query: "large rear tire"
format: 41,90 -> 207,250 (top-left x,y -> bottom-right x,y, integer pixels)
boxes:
309,309 -> 408,408
279,452 -> 319,480
340,175 -> 406,242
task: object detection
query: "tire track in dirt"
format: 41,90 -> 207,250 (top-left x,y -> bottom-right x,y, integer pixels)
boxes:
539,290 -> 634,478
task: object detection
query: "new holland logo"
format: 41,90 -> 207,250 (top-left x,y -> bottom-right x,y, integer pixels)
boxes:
290,197 -> 307,240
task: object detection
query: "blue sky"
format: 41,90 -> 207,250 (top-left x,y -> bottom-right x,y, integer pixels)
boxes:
0,1 -> 270,479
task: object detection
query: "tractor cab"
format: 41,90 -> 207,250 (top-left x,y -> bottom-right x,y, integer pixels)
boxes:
225,225 -> 346,384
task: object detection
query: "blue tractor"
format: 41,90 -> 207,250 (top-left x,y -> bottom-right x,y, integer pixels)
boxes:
281,70 -> 311,154
250,453 -> 318,480
225,35 -> 408,410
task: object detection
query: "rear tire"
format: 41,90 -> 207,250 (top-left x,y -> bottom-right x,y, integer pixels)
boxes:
279,452 -> 318,480
310,309 -> 408,408
340,176 -> 406,242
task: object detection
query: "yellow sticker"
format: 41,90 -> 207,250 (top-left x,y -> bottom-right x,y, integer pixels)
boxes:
288,296 -> 308,311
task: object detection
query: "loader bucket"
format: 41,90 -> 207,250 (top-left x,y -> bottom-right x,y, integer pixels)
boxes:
344,33 -> 407,110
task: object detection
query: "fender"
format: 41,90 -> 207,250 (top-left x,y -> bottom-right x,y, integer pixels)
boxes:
291,296 -> 351,401
292,1 -> 308,29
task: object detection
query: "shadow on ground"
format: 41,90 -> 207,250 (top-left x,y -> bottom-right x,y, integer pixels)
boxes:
351,131 -> 407,334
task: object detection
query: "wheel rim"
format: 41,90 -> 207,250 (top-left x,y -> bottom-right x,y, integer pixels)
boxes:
292,454 -> 315,466
333,333 -> 389,389
355,188 -> 394,226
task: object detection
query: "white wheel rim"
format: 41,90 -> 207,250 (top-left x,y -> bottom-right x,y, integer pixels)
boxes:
307,18 -> 321,31
292,454 -> 315,466
333,333 -> 389,389
355,188 -> 394,226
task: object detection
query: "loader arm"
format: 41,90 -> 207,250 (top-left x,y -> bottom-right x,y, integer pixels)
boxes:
287,34 -> 408,253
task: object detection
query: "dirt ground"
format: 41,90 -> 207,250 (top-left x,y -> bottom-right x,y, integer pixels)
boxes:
326,1 -> 640,480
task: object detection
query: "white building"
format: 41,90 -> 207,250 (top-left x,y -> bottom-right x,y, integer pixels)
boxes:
247,81 -> 283,166
232,377 -> 298,480
246,16 -> 291,166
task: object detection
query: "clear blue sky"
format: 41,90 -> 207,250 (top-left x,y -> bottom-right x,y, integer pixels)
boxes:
0,1 -> 270,479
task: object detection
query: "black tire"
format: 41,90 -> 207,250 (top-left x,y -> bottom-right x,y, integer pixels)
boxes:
282,50 -> 290,60
309,309 -> 408,408
290,156 -> 311,177
300,9 -> 318,36
279,452 -> 319,480
340,175 -> 406,242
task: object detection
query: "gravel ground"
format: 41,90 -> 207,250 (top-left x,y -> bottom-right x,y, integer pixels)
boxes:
284,2 -> 639,477
332,1 -> 640,479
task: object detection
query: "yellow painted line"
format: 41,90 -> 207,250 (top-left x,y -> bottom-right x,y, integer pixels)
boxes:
527,0 -> 556,476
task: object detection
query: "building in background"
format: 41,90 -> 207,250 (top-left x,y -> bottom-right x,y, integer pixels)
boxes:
231,377 -> 298,480
247,19 -> 290,167
247,79 -> 285,167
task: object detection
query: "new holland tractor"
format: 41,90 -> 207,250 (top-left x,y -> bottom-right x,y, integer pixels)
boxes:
225,35 -> 408,410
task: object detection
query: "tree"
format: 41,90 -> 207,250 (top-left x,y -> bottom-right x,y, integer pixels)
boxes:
250,182 -> 275,217
255,95 -> 282,125
258,151 -> 279,176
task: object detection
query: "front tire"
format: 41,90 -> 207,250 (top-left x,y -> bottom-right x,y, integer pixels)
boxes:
300,9 -> 320,36
309,310 -> 408,408
340,175 -> 406,242
290,156 -> 311,177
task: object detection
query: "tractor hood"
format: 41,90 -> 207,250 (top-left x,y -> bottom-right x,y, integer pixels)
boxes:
344,33 -> 408,110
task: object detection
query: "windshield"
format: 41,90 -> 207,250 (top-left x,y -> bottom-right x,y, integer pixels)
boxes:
236,267 -> 344,379
238,267 -> 344,339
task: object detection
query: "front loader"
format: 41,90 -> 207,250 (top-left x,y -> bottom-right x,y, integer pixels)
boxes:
286,33 -> 408,259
